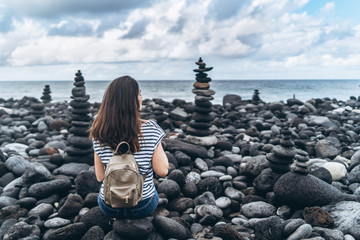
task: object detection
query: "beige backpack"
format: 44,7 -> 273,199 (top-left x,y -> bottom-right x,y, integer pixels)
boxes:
103,142 -> 146,208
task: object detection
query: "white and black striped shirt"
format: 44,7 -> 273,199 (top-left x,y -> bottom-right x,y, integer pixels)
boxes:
93,120 -> 166,200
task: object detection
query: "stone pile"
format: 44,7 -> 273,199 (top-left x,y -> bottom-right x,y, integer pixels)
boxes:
266,127 -> 296,173
291,149 -> 310,174
41,85 -> 52,104
64,70 -> 93,164
252,89 -> 262,104
1,92 -> 360,239
185,58 -> 217,146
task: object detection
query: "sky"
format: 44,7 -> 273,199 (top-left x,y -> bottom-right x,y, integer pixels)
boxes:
1,0 -> 360,81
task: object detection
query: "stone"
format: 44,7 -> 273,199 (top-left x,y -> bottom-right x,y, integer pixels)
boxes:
163,139 -> 208,159
152,215 -> 188,240
28,178 -> 72,199
286,224 -> 312,240
44,217 -> 71,228
193,82 -> 210,89
3,222 -> 41,240
79,206 -> 111,233
157,179 -> 181,200
322,201 -> 360,233
182,182 -> 199,199
283,219 -> 306,237
174,151 -> 192,166
185,171 -> 201,184
49,119 -> 69,131
224,187 -> 244,202
303,206 -> 334,228
53,163 -> 90,177
0,196 -> 18,208
315,139 -> 340,159
241,201 -> 276,218
4,143 -> 29,157
194,158 -> 208,172
274,172 -> 356,208
194,191 -> 216,206
80,226 -> 104,240
75,170 -> 101,198
249,216 -> 284,240
170,107 -> 188,121
113,218 -> 153,239
0,219 -> 17,240
43,222 -> 87,240
197,177 -> 223,198
58,194 -> 83,218
22,162 -> 53,185
213,156 -> 233,167
28,203 -> 54,219
215,197 -> 231,209
185,135 -> 218,147
5,155 -> 31,176
168,197 -> 194,212
201,170 -> 225,178
312,227 -> 344,240
348,165 -> 360,184
195,204 -> 223,219
223,94 -> 241,106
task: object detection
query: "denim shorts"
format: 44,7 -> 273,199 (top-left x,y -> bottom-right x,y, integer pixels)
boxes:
97,189 -> 159,219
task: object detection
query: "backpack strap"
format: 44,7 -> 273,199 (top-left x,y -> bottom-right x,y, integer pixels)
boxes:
114,141 -> 131,155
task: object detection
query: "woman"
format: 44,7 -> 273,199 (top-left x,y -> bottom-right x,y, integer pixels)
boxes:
89,76 -> 169,219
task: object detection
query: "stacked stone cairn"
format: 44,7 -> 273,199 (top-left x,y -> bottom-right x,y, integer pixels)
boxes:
64,70 -> 93,164
185,58 -> 217,146
41,84 -> 52,104
252,89 -> 262,104
266,127 -> 296,173
291,149 -> 310,174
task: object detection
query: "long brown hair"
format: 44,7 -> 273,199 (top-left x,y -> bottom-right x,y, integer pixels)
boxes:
89,76 -> 142,152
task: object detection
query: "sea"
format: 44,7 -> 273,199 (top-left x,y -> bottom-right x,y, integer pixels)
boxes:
0,80 -> 360,105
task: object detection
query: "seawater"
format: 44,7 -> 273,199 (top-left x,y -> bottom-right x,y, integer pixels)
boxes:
0,80 -> 360,104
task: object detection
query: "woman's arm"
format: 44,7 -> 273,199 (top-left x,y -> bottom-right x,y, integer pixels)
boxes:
152,142 -> 169,177
94,152 -> 105,182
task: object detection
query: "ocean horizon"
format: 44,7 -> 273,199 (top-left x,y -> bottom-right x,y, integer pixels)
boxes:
1,79 -> 360,104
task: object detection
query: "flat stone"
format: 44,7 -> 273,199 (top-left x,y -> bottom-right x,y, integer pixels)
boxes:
44,217 -> 71,228
193,82 -> 210,89
200,170 -> 225,178
185,135 -> 218,147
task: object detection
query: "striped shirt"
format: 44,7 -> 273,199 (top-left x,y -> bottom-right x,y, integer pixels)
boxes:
93,120 -> 166,201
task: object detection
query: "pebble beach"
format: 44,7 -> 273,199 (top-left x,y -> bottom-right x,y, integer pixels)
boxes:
1,67 -> 360,240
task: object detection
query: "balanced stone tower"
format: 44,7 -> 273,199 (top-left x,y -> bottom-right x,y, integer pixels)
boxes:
185,58 -> 217,146
64,70 -> 93,164
41,85 -> 52,104
266,127 -> 296,173
252,89 -> 262,104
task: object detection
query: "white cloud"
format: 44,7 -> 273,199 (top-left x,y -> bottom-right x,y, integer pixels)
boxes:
1,0 -> 360,80
321,2 -> 335,12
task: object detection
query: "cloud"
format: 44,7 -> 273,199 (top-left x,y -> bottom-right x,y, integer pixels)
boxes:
321,2 -> 335,12
48,19 -> 99,36
122,18 -> 149,39
1,0 -> 360,80
6,0 -> 152,19
207,0 -> 247,20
